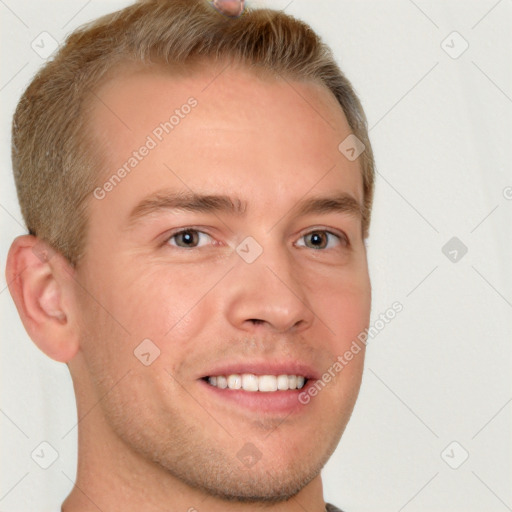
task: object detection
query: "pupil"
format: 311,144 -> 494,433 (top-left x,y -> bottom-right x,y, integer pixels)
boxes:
311,232 -> 324,247
182,231 -> 195,245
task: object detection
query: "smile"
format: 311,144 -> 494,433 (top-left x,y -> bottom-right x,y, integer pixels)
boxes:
204,374 -> 307,392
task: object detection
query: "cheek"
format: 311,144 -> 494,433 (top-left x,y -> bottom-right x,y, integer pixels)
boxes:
103,262 -> 225,344
305,264 -> 371,346
325,286 -> 371,345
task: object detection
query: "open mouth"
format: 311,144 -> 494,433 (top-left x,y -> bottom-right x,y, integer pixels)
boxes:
201,374 -> 308,392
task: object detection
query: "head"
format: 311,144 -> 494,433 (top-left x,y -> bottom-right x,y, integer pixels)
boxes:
7,0 -> 375,505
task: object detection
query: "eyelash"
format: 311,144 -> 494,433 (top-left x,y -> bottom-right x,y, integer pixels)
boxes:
164,227 -> 349,251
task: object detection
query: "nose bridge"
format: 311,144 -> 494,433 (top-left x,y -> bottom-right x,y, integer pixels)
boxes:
225,234 -> 314,333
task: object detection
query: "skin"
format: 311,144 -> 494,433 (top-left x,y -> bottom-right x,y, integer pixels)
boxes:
6,61 -> 371,512
212,0 -> 244,17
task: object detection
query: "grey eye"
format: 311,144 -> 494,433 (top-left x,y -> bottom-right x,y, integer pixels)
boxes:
168,229 -> 211,248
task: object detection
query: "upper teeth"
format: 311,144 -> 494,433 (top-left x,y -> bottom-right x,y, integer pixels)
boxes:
207,374 -> 306,392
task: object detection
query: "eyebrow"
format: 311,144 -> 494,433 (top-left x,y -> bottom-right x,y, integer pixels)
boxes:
126,189 -> 363,226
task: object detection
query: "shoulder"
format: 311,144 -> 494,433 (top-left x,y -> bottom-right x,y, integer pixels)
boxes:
325,503 -> 346,512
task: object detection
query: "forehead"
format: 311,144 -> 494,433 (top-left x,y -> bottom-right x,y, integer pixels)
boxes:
86,61 -> 363,213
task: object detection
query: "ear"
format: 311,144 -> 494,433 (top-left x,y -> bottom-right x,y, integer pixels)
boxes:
5,235 -> 80,362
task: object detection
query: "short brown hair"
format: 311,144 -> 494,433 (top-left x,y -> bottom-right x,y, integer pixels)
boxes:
12,0 -> 375,265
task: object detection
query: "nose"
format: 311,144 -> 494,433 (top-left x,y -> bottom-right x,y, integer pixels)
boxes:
224,239 -> 315,334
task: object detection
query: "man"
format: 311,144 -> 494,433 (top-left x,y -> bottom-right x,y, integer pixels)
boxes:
6,0 -> 375,510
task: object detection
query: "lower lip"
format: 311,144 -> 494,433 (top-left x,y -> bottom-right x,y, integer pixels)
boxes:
198,378 -> 315,415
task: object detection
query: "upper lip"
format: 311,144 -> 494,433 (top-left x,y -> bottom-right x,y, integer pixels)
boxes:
199,360 -> 320,380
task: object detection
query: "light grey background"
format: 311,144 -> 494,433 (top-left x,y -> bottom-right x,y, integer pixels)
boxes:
1,1 -> 511,511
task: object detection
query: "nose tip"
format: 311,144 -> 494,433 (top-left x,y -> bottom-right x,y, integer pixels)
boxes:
226,257 -> 315,335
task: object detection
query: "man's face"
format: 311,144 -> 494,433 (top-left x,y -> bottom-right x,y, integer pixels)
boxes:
72,62 -> 371,501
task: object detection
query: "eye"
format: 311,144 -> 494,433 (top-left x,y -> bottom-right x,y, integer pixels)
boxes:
166,229 -> 213,249
296,230 -> 347,250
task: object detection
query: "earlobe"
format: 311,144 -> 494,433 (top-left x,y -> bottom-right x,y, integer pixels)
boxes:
5,235 -> 80,362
